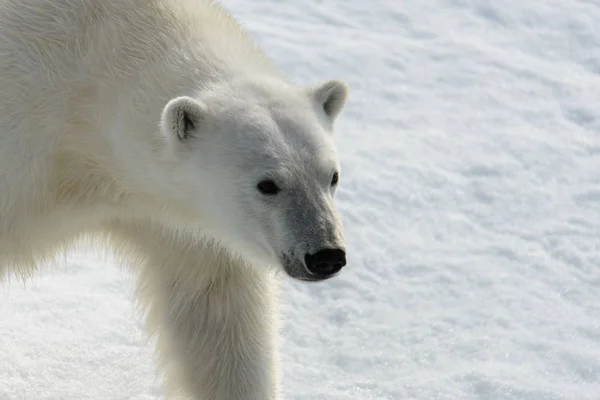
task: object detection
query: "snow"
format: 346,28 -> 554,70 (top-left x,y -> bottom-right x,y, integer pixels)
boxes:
1,0 -> 600,399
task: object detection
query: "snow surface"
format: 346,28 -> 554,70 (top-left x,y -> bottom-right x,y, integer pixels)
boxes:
1,0 -> 600,399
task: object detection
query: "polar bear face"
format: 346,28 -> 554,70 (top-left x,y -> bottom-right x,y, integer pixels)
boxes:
160,78 -> 349,281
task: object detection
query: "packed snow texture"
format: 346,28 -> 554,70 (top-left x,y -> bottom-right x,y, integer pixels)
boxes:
1,0 -> 599,399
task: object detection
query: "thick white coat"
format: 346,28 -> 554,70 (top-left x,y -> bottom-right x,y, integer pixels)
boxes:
0,1 -> 349,399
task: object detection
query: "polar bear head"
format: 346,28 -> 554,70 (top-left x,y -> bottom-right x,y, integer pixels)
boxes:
160,77 -> 349,282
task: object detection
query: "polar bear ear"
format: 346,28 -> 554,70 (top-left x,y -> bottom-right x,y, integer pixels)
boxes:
309,79 -> 349,121
160,96 -> 207,144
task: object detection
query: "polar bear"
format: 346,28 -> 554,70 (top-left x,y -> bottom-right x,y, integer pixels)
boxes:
0,0 -> 349,399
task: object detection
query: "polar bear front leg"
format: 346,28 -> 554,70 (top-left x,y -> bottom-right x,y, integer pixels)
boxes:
116,225 -> 281,400
163,274 -> 280,399
158,266 -> 281,400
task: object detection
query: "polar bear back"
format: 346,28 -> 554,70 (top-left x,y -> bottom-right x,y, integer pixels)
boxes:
0,0 -> 277,88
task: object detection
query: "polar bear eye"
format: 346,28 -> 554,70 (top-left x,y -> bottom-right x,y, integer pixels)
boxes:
331,171 -> 339,186
257,180 -> 281,195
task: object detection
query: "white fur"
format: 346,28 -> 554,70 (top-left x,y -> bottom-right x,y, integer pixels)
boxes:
0,1 -> 349,399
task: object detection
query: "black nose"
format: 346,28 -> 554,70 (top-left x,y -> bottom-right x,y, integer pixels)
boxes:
304,248 -> 346,277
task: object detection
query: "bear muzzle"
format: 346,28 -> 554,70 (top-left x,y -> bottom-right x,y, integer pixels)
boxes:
281,247 -> 346,282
